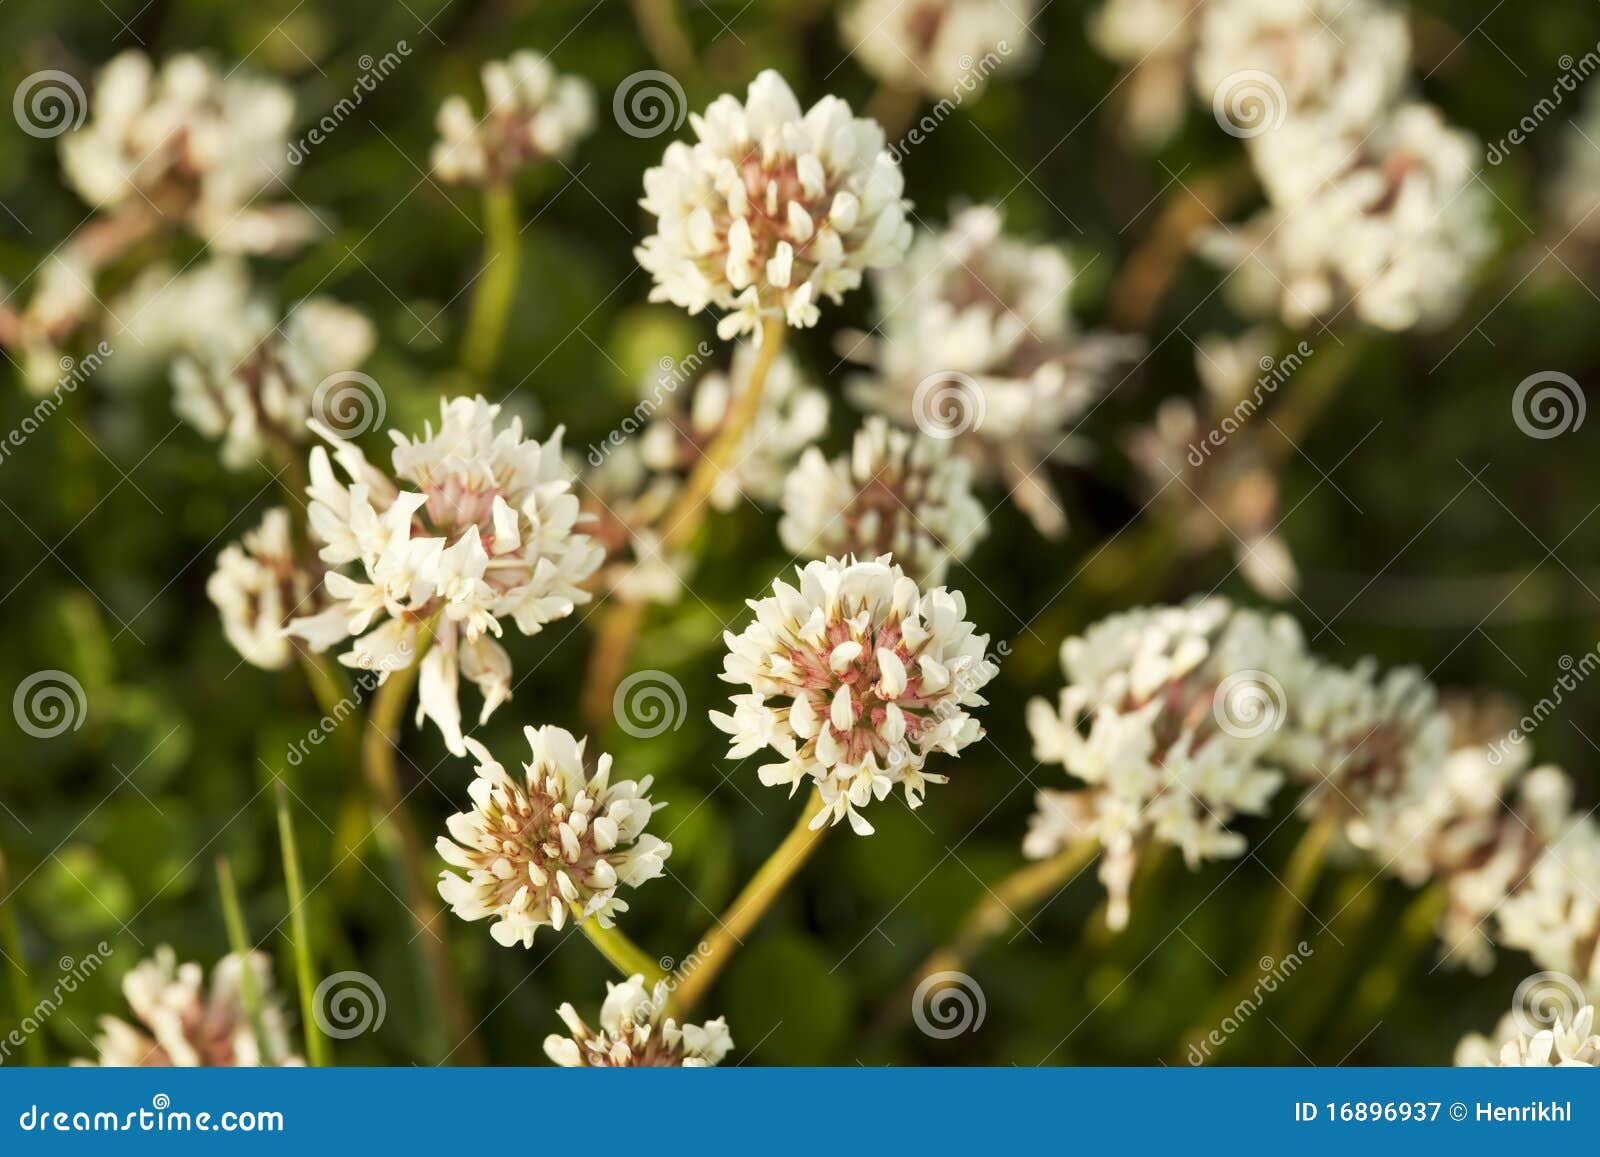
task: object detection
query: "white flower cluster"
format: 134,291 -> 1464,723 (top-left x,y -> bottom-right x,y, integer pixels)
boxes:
80,947 -> 300,1067
712,555 -> 997,834
839,0 -> 1034,97
207,507 -> 317,671
849,205 -> 1140,538
432,51 -> 595,185
1025,599 -> 1301,929
1496,815 -> 1600,991
100,258 -> 254,387
437,726 -> 670,948
779,416 -> 988,586
1457,993 -> 1599,1067
61,51 -> 315,255
287,397 -> 602,755
637,70 -> 913,339
172,295 -> 375,470
1089,0 -> 1204,145
544,974 -> 732,1067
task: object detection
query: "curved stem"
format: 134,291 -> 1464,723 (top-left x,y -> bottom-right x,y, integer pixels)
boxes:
580,317 -> 787,735
361,632 -> 485,1064
580,921 -> 668,986
672,785 -> 828,1014
461,183 -> 520,380
1174,813 -> 1337,1063
629,0 -> 697,79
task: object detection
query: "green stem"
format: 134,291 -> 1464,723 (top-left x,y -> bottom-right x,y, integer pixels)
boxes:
672,785 -> 828,1014
1342,884 -> 1446,1046
276,783 -> 328,1067
215,857 -> 274,1063
580,922 -> 667,987
461,183 -> 520,380
0,847 -> 45,1066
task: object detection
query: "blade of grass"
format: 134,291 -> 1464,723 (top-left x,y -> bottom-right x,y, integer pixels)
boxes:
215,856 -> 274,1064
0,847 -> 45,1066
276,783 -> 328,1066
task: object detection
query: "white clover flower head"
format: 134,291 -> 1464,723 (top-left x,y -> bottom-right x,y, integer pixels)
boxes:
99,258 -> 254,387
848,205 -> 1140,538
779,415 -> 988,586
636,69 -> 913,340
544,974 -> 732,1067
840,0 -> 1035,98
432,51 -> 595,185
286,396 -> 603,754
80,947 -> 300,1067
711,555 -> 997,834
1090,0 -> 1204,145
1457,997 -> 1599,1067
172,296 -> 376,470
1496,814 -> 1600,991
638,342 -> 829,511
1024,599 -> 1302,929
207,507 -> 317,671
60,51 -> 315,254
437,726 -> 671,948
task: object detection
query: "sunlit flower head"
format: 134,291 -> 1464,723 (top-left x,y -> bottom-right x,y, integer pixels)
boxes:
80,947 -> 300,1067
432,51 -> 594,185
712,555 -> 997,834
286,396 -> 603,755
1457,988 -> 1599,1067
544,974 -> 732,1067
636,69 -> 913,340
437,726 -> 671,948
61,51 -> 316,254
207,506 -> 317,671
840,0 -> 1035,98
1025,599 -> 1302,929
779,415 -> 988,586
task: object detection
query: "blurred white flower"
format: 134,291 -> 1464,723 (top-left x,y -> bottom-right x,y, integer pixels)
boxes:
1553,84 -> 1600,243
638,342 -> 829,511
637,69 -> 912,340
99,258 -> 254,387
286,396 -> 603,755
848,205 -> 1140,538
172,296 -> 376,470
0,254 -> 98,393
544,974 -> 732,1066
207,507 -> 317,671
711,555 -> 997,834
779,415 -> 988,586
840,0 -> 1034,98
60,51 -> 316,254
80,947 -> 300,1067
575,439 -> 686,606
436,726 -> 670,948
1457,998 -> 1599,1067
1025,599 -> 1302,929
432,50 -> 594,185
1496,813 -> 1600,991
1090,0 -> 1204,146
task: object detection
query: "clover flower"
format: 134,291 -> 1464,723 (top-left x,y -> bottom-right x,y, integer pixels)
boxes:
286,397 -> 603,755
437,726 -> 671,948
712,555 -> 997,834
80,947 -> 300,1067
172,296 -> 376,470
432,51 -> 594,186
839,0 -> 1035,98
575,440 -> 685,606
60,51 -> 315,254
778,416 -> 987,586
0,255 -> 98,393
638,342 -> 829,511
1457,992 -> 1599,1067
1025,599 -> 1302,929
1496,813 -> 1600,990
100,258 -> 254,387
1089,0 -> 1204,145
636,70 -> 913,340
207,507 -> 318,671
847,205 -> 1140,538
544,974 -> 732,1067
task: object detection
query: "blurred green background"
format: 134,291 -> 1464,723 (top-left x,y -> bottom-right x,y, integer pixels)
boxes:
0,0 -> 1597,1066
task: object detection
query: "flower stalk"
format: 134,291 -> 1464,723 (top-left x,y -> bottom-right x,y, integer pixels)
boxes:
581,922 -> 668,988
275,782 -> 328,1067
461,183 -> 520,379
